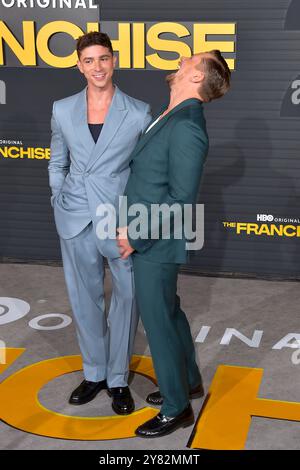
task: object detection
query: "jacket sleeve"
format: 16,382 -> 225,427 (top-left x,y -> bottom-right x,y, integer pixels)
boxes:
128,118 -> 208,253
48,102 -> 70,207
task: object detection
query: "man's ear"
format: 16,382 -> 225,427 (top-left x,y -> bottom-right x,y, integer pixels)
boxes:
77,60 -> 84,74
113,55 -> 117,68
191,71 -> 205,84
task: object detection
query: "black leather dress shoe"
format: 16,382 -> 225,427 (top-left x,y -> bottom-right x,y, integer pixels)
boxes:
146,383 -> 204,406
135,404 -> 194,438
69,379 -> 107,405
107,386 -> 135,415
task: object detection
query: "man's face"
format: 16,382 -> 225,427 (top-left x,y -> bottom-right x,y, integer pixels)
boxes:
77,45 -> 116,90
166,53 -> 204,87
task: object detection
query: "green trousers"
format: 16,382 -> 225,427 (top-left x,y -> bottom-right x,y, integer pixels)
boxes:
132,255 -> 202,416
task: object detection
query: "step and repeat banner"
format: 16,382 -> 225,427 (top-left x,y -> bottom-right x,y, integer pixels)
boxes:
0,0 -> 299,277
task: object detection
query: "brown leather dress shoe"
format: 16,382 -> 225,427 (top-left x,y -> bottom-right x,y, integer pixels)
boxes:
135,404 -> 194,438
146,383 -> 204,406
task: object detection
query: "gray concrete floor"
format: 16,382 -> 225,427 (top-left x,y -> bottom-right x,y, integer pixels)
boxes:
0,263 -> 299,450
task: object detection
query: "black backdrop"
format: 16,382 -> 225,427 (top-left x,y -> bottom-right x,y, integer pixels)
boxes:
0,0 -> 300,279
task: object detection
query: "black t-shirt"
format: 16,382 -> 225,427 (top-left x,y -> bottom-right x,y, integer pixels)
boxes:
88,123 -> 104,143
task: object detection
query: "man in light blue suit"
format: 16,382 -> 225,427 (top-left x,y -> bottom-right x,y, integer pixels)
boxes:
48,32 -> 151,414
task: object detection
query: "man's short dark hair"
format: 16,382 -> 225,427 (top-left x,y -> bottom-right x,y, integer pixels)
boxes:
76,31 -> 114,58
198,50 -> 231,102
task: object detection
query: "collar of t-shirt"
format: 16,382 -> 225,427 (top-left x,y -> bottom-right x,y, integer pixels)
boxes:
145,114 -> 163,134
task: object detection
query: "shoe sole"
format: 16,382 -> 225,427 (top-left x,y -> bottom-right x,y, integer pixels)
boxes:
146,389 -> 204,406
135,417 -> 194,438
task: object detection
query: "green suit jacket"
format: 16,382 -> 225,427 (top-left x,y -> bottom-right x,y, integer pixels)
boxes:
123,98 -> 209,264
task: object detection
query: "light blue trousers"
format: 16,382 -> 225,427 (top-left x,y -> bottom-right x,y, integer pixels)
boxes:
60,223 -> 138,387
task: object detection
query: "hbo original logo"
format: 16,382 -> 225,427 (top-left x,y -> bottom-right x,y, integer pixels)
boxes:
257,214 -> 274,222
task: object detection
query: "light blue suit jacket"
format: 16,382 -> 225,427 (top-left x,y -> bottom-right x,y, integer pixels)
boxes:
49,85 -> 151,258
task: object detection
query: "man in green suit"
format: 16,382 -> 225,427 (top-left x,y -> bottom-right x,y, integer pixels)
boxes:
117,50 -> 231,437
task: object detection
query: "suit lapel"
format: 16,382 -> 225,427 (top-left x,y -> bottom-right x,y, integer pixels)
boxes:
85,86 -> 128,171
72,86 -> 95,155
130,98 -> 203,160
